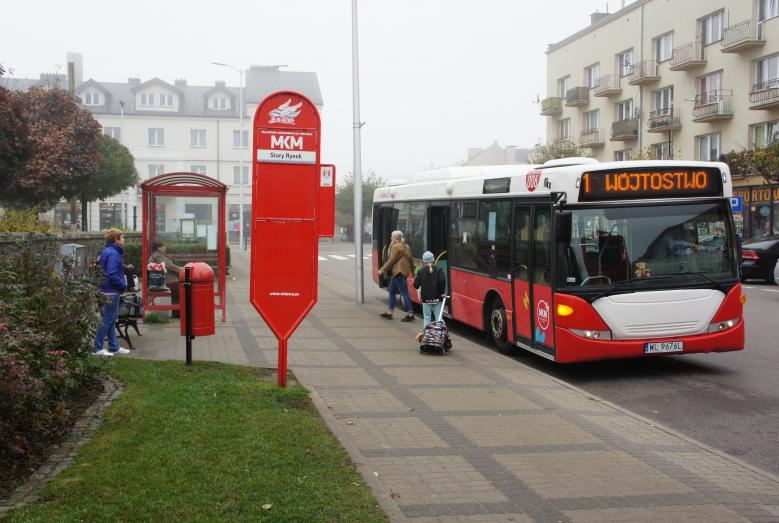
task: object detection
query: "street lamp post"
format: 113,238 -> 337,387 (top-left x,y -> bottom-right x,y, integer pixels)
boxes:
212,62 -> 247,250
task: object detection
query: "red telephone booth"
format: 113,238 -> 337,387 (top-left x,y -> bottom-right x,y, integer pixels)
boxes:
140,172 -> 228,322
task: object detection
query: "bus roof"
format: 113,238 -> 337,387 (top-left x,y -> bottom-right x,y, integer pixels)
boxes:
373,160 -> 732,204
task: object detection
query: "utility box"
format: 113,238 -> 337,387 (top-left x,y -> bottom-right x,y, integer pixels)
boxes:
179,262 -> 215,337
59,243 -> 87,277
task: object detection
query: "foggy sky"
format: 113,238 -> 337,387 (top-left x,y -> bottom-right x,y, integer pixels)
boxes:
2,0 -> 630,182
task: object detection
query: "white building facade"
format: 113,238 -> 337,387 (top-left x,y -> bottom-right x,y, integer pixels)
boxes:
543,0 -> 779,166
5,55 -> 322,239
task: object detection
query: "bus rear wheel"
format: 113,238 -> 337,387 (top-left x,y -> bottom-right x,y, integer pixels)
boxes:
489,299 -> 512,354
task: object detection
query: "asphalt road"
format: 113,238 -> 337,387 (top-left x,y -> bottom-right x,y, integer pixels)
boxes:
318,241 -> 779,475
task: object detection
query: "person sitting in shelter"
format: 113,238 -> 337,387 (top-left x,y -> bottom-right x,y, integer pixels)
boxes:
148,240 -> 182,318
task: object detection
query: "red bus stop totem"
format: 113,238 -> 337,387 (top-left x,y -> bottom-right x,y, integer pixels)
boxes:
250,91 -> 321,387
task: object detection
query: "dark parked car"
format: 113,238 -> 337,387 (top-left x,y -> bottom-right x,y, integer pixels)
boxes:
740,236 -> 779,284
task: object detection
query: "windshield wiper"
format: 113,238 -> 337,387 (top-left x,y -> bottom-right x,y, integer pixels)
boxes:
590,276 -> 673,302
651,271 -> 729,294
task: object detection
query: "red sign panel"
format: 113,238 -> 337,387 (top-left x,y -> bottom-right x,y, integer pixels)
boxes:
251,91 -> 321,387
318,164 -> 336,237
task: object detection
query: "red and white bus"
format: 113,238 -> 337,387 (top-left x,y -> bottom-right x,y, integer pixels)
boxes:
372,159 -> 745,363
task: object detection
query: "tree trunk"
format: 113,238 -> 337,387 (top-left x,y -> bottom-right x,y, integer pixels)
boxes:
80,199 -> 88,231
69,198 -> 79,230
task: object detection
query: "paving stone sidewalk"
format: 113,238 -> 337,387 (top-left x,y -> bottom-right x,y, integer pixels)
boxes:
130,252 -> 779,522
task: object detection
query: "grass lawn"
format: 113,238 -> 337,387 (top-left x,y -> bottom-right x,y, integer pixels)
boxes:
5,359 -> 388,522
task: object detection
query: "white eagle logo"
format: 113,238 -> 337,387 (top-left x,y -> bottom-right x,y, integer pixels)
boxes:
268,99 -> 302,124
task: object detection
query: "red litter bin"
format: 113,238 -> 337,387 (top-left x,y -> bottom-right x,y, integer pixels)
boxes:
179,262 -> 215,337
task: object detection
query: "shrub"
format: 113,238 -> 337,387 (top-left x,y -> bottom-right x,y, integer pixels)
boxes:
0,244 -> 102,480
0,208 -> 54,234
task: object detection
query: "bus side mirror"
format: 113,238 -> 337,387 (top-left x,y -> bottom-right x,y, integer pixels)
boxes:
555,212 -> 572,242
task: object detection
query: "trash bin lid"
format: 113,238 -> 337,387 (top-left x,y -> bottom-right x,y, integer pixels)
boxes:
179,261 -> 215,282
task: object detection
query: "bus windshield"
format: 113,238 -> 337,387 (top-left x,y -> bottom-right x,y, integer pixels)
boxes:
557,201 -> 737,290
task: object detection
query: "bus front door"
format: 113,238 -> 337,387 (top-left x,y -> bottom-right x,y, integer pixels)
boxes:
512,205 -> 555,358
512,205 -> 533,345
427,205 -> 450,307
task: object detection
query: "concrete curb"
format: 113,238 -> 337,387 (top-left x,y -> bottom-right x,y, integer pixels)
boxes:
0,376 -> 124,515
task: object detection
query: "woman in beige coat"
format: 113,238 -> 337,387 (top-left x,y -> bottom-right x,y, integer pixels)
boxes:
379,230 -> 415,322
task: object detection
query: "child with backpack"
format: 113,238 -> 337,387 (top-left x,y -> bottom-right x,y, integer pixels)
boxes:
413,251 -> 446,327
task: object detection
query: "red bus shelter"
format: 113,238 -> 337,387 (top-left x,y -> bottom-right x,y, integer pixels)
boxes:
140,172 -> 228,322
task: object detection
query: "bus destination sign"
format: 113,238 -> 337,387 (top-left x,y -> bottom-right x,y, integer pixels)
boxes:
579,167 -> 723,201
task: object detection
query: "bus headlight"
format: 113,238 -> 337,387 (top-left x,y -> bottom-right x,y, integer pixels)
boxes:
707,317 -> 740,333
570,328 -> 612,340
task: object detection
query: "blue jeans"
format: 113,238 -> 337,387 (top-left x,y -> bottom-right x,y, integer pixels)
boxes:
387,274 -> 413,313
422,302 -> 442,327
93,294 -> 121,352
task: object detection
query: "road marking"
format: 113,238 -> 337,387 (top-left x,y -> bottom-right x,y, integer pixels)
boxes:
328,255 -> 349,260
364,255 -> 371,259
743,286 -> 756,289
347,254 -> 356,258
762,288 -> 779,293
318,256 -> 328,261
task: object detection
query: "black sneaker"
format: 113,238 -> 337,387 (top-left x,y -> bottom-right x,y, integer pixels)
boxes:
401,315 -> 415,322
380,312 -> 393,319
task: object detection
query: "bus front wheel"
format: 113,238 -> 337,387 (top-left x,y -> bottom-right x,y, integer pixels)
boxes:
488,299 -> 512,354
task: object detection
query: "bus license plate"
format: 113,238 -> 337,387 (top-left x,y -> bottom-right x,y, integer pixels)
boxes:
644,341 -> 684,354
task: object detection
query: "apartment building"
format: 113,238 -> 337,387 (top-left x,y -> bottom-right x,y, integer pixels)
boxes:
5,54 -> 323,237
542,0 -> 779,238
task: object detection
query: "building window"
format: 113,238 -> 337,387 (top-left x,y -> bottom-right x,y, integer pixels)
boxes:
232,165 -> 250,185
159,93 -> 174,107
232,129 -> 249,148
190,129 -> 207,147
697,70 -> 723,99
760,0 -> 779,21
651,142 -> 672,160
103,127 -> 121,141
148,164 -> 165,179
699,10 -> 724,45
654,86 -> 674,111
654,32 -> 674,63
615,99 -> 633,121
557,76 -> 571,97
697,133 -> 721,161
614,149 -> 632,161
558,118 -> 571,140
140,93 -> 154,106
83,91 -> 101,105
585,63 -> 600,88
213,96 -> 228,110
617,49 -> 633,77
148,128 -> 165,146
584,109 -> 599,131
190,165 -> 207,175
751,120 -> 779,148
755,54 -> 779,88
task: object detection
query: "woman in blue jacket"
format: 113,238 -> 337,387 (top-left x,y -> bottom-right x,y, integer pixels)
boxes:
93,228 -> 130,356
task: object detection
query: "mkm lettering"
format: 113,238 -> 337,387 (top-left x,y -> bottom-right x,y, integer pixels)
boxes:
270,135 -> 304,150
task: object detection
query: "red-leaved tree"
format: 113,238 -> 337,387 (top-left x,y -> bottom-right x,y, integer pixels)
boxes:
3,87 -> 101,209
0,66 -> 31,193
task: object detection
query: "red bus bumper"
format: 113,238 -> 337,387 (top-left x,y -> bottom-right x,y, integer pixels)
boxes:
554,319 -> 744,363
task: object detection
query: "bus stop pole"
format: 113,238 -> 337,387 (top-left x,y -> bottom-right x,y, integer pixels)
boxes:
184,266 -> 193,366
352,0 -> 364,304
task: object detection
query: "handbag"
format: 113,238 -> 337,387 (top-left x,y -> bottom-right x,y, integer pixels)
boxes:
378,271 -> 389,288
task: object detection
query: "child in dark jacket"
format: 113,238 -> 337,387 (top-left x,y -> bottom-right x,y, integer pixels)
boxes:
413,251 -> 447,327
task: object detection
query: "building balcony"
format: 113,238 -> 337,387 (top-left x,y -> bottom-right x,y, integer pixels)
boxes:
611,118 -> 639,141
540,96 -> 563,116
629,61 -> 660,85
721,20 -> 764,53
692,90 -> 733,122
592,74 -> 621,97
749,80 -> 779,110
647,107 -> 681,133
670,41 -> 705,71
565,86 -> 590,107
579,128 -> 605,147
